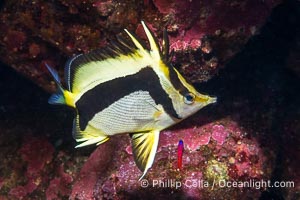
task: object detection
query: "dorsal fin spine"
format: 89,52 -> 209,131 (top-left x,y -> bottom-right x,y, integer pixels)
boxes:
124,29 -> 145,51
141,21 -> 161,61
162,28 -> 169,61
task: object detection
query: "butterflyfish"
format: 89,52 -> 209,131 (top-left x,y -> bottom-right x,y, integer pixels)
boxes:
46,21 -> 217,180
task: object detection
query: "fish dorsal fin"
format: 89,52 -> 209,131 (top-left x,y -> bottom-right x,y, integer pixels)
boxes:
130,130 -> 160,180
64,35 -> 153,94
162,29 -> 170,61
141,21 -> 161,60
124,29 -> 145,52
65,54 -> 82,91
65,21 -> 169,95
139,21 -> 174,80
124,21 -> 162,62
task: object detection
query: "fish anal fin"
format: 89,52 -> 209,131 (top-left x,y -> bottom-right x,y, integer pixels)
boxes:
130,130 -> 160,180
73,115 -> 109,148
75,136 -> 109,148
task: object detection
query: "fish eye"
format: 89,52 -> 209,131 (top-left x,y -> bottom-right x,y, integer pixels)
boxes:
184,93 -> 195,105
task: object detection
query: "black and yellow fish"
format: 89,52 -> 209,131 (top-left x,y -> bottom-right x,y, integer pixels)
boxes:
46,21 -> 217,180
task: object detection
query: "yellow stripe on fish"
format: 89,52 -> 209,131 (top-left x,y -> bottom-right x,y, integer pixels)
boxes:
46,21 -> 217,180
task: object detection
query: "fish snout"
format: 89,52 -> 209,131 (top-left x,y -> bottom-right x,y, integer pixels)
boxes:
208,96 -> 217,104
195,92 -> 217,105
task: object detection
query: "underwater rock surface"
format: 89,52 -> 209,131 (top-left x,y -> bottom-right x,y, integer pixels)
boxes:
0,0 -> 299,199
69,117 -> 275,199
0,0 -> 282,92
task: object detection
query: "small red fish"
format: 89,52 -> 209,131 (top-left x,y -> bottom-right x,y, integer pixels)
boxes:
177,140 -> 184,169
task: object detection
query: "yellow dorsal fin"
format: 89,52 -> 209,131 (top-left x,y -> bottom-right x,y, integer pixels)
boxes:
65,37 -> 150,95
162,28 -> 170,61
141,21 -> 161,60
124,29 -> 145,51
65,21 -> 169,96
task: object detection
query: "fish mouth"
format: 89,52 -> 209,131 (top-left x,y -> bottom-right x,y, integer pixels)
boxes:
195,93 -> 217,105
208,96 -> 217,104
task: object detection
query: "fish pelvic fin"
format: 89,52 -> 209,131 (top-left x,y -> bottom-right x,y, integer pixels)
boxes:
130,130 -> 160,180
46,63 -> 75,107
73,115 -> 109,148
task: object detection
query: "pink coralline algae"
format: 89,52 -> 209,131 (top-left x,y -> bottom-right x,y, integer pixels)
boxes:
159,122 -> 229,151
169,39 -> 202,53
46,164 -> 73,200
211,124 -> 229,145
9,181 -> 38,199
181,171 -> 204,198
0,0 -> 281,92
159,127 -> 211,152
145,0 -> 282,82
70,140 -> 116,199
67,116 -> 275,199
8,137 -> 54,199
0,135 -> 81,199
19,137 -> 54,175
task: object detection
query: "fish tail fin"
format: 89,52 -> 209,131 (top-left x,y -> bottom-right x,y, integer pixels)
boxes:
46,63 -> 67,105
48,91 -> 65,105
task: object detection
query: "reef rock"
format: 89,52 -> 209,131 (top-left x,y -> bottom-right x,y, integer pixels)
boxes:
0,0 -> 282,92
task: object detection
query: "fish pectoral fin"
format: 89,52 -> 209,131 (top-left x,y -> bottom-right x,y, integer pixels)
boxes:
130,130 -> 160,180
141,100 -> 163,121
73,115 -> 109,148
